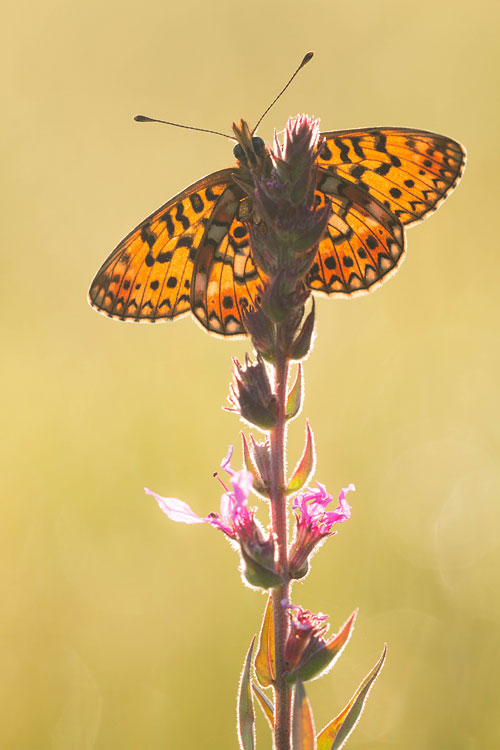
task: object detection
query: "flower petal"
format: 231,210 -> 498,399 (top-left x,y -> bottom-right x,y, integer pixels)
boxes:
145,488 -> 206,525
332,484 -> 355,521
221,446 -> 235,475
231,468 -> 254,507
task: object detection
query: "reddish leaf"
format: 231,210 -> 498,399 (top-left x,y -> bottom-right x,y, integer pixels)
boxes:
252,683 -> 274,729
287,421 -> 316,494
292,678 -> 316,750
238,638 -> 256,750
288,610 -> 357,684
285,364 -> 303,421
316,645 -> 387,750
254,594 -> 276,687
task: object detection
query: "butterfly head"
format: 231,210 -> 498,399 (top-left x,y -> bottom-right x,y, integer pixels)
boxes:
232,119 -> 271,177
233,137 -> 265,163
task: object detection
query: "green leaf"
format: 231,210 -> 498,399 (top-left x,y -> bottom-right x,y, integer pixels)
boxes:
285,364 -> 303,421
287,420 -> 316,494
292,678 -> 316,750
238,638 -> 256,750
252,683 -> 274,729
254,594 -> 276,687
288,610 -> 357,684
316,645 -> 387,750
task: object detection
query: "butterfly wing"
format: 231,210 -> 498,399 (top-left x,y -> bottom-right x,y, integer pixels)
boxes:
89,168 -> 240,326
317,127 -> 466,227
191,189 -> 268,335
90,127 -> 466,325
307,169 -> 406,296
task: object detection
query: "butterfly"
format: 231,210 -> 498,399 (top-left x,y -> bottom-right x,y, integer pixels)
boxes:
88,118 -> 465,336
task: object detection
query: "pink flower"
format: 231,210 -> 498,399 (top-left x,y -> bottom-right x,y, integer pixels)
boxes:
289,483 -> 355,579
293,482 -> 354,534
215,446 -> 255,538
146,447 -> 280,588
145,447 -> 255,540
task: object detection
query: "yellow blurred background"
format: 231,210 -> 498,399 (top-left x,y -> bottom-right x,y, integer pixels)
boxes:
3,0 -> 499,747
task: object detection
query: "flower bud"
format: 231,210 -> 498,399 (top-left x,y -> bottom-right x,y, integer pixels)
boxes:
247,435 -> 272,491
241,303 -> 276,362
228,355 -> 277,431
283,605 -> 357,683
282,601 -> 329,677
239,534 -> 283,589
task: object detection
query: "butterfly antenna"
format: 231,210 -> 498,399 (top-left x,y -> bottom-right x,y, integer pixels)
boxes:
251,51 -> 314,136
134,115 -> 234,140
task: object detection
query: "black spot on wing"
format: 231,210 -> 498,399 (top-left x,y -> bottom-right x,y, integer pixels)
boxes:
189,193 -> 204,213
141,227 -> 157,248
175,202 -> 190,230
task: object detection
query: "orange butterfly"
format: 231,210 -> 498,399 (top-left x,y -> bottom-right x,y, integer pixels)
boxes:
88,119 -> 465,336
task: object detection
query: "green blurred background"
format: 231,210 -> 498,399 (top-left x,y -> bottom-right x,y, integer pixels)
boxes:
3,0 -> 499,747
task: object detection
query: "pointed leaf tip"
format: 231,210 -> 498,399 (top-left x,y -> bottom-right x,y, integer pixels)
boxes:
252,683 -> 274,729
238,638 -> 256,750
287,420 -> 316,493
292,678 -> 316,750
316,644 -> 387,750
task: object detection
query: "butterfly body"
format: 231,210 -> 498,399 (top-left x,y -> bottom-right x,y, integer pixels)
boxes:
89,120 -> 465,336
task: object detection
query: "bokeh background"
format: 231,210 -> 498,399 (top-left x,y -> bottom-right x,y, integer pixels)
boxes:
3,0 -> 499,747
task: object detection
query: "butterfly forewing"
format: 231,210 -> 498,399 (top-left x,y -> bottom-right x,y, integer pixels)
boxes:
89,169 -> 236,325
317,127 -> 466,227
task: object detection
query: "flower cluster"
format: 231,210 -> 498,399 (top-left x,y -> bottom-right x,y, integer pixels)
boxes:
147,445 -> 353,589
250,115 -> 330,273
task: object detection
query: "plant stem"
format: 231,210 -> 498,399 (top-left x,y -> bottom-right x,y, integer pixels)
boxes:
270,342 -> 291,750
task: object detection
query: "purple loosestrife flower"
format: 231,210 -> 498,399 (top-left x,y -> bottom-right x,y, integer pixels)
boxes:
282,600 -> 329,674
289,482 -> 355,579
146,448 -> 281,588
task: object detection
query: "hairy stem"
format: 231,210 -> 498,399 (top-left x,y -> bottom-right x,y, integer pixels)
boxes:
270,342 -> 291,750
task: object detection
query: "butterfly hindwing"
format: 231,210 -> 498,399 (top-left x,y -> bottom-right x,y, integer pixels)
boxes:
317,127 -> 466,227
308,169 -> 406,295
191,184 -> 268,335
